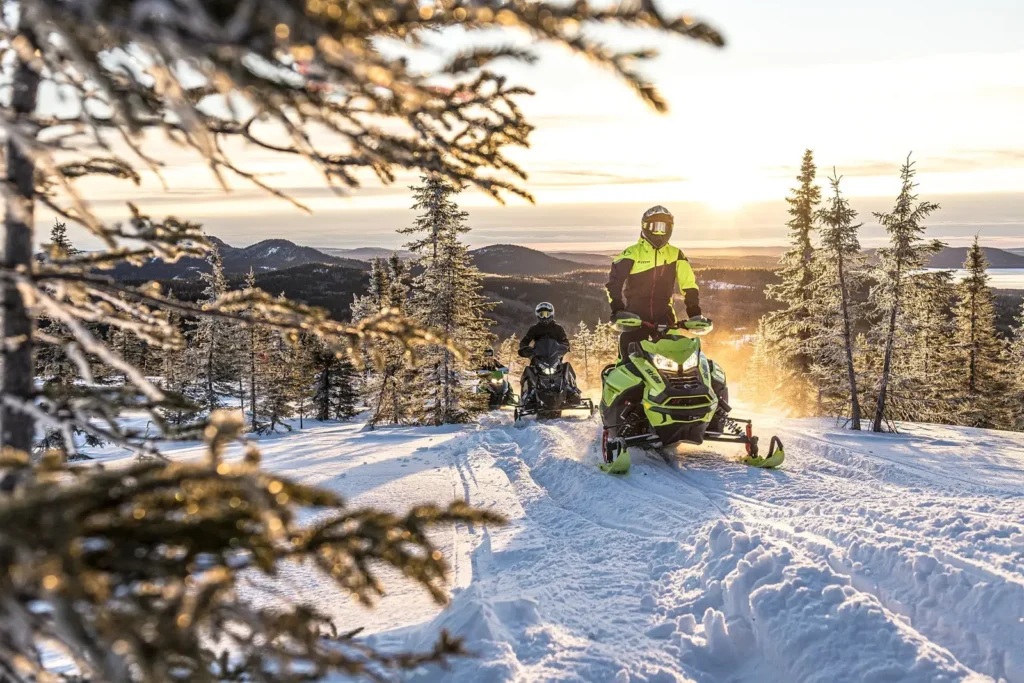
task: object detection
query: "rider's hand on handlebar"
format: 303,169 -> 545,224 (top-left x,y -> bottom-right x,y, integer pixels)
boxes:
683,315 -> 713,331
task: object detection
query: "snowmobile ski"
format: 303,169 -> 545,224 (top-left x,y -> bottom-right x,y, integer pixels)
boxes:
600,431 -> 632,474
741,436 -> 785,468
599,450 -> 631,474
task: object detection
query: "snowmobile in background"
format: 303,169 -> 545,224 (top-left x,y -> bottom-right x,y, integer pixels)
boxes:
599,313 -> 784,474
515,338 -> 594,421
477,368 -> 517,410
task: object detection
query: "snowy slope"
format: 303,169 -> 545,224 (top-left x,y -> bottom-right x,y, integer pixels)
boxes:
99,415 -> 1024,682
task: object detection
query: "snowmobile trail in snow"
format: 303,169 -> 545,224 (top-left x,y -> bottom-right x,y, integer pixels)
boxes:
392,415 -> 1023,682
131,415 -> 1023,681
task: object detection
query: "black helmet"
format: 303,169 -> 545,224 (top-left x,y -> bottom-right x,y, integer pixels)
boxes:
535,302 -> 554,322
641,205 -> 673,249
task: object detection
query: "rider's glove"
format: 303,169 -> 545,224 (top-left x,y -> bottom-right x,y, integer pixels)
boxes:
683,315 -> 713,331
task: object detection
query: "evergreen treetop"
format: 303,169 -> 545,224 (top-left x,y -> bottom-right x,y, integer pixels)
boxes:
953,237 -> 1006,427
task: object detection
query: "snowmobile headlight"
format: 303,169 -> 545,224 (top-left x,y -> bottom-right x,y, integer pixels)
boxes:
681,354 -> 699,372
540,365 -> 558,375
652,354 -> 679,373
490,377 -> 503,384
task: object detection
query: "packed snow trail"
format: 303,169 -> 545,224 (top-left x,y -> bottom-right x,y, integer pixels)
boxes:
391,415 -> 1022,682
124,415 -> 1024,682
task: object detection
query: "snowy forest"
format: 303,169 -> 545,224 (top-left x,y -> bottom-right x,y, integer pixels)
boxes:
0,0 -> 726,679
2,1 -> 1024,682
746,150 -> 1024,433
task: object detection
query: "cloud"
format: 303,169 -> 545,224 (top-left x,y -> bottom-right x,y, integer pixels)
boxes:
527,169 -> 687,187
763,149 -> 1024,179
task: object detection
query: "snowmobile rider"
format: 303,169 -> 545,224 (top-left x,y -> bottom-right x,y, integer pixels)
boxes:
478,347 -> 507,374
517,302 -> 581,399
605,205 -> 710,361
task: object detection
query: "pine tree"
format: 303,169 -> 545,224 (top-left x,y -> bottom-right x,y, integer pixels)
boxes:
0,3 -> 721,673
255,330 -> 298,434
240,269 -> 273,432
810,170 -> 864,428
288,337 -> 317,430
499,335 -> 522,375
592,321 -> 622,371
745,319 -> 778,408
402,176 -> 493,425
571,322 -> 597,389
356,256 -> 415,426
305,333 -> 361,422
765,150 -> 822,414
952,238 -> 1007,428
157,299 -> 201,427
896,271 -> 958,423
870,154 -> 943,432
1008,299 -> 1024,430
188,246 -> 234,414
41,220 -> 78,259
34,222 -> 103,456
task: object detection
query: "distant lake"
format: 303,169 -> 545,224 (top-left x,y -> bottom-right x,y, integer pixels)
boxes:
926,268 -> 1024,290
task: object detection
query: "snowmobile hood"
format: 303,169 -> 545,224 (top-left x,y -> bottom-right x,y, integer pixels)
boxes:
640,334 -> 700,365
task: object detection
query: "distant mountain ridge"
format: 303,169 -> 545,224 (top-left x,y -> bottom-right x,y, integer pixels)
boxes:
319,247 -> 414,261
105,238 -> 368,280
469,244 -> 592,276
865,246 -> 1024,269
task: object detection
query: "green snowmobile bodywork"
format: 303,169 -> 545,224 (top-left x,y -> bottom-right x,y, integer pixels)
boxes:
599,324 -> 783,474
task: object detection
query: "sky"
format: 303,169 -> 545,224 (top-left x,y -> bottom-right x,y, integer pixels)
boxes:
50,0 -> 1024,252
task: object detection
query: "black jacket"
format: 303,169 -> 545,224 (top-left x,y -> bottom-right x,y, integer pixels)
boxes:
518,320 -> 570,357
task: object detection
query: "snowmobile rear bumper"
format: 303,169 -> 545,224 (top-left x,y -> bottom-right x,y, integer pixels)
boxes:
515,396 -> 594,421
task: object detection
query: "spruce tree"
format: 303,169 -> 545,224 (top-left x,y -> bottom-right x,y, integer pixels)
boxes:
1008,299 -> 1024,430
810,170 -> 864,428
356,256 -> 415,426
0,1 -> 724,673
34,222 -> 103,456
499,334 -> 523,377
953,238 -> 1007,428
255,330 -> 298,433
765,150 -> 822,414
571,322 -> 597,389
241,269 -> 273,432
593,321 -> 622,371
870,154 -> 943,432
189,246 -> 234,414
402,176 -> 493,425
157,299 -> 201,427
898,271 -> 958,422
306,333 -> 361,422
745,319 -> 778,408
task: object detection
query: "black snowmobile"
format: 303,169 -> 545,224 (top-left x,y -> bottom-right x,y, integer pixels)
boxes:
514,338 -> 594,421
477,367 -> 517,410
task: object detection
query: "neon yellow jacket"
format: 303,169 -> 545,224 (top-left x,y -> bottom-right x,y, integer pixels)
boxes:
605,238 -> 700,324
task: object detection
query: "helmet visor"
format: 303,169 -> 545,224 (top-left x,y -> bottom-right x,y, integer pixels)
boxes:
644,220 -> 671,236
537,309 -> 553,319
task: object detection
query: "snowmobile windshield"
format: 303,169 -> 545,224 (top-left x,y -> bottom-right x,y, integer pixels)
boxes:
640,335 -> 700,366
532,338 -> 567,366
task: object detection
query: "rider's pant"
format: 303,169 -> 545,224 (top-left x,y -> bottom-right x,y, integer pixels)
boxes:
618,327 -> 656,362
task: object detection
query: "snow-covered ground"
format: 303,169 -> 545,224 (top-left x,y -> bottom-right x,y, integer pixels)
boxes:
98,413 -> 1024,682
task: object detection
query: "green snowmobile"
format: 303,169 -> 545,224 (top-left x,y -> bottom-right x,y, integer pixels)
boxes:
599,313 -> 784,474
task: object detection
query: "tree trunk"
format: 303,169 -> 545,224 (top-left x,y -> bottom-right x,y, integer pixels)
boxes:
248,329 -> 257,431
873,286 -> 900,433
205,335 -> 215,411
1,56 -> 40,454
317,364 -> 330,421
837,257 -> 861,430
